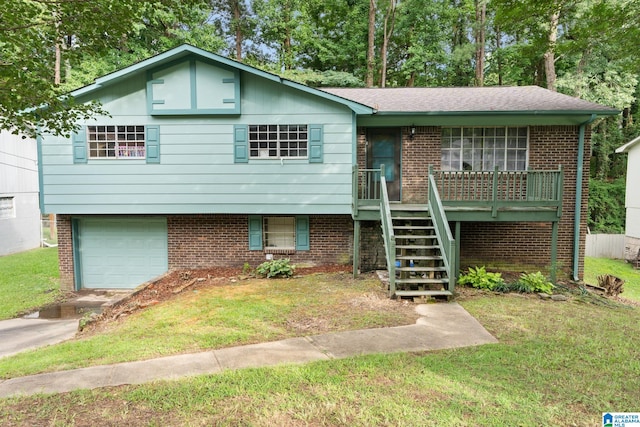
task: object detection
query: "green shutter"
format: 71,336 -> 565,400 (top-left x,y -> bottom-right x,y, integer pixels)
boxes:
146,125 -> 160,164
234,125 -> 249,163
72,128 -> 87,164
295,215 -> 310,251
308,124 -> 323,163
248,215 -> 263,250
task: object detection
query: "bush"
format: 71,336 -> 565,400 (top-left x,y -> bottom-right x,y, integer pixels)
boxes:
515,271 -> 554,294
458,266 -> 505,291
256,258 -> 295,278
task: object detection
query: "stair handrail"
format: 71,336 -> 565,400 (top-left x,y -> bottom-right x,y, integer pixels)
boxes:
379,166 -> 397,297
428,172 -> 456,291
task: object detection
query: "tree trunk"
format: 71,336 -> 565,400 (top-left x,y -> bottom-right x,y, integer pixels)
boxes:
379,0 -> 396,88
495,24 -> 502,86
474,0 -> 486,87
544,7 -> 560,91
232,0 -> 242,61
366,0 -> 376,87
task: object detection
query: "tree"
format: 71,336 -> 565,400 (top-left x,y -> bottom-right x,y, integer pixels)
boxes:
0,0 -> 209,137
366,0 -> 377,87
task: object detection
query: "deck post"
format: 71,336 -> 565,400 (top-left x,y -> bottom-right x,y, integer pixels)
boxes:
455,221 -> 461,280
491,166 -> 499,217
551,221 -> 558,283
353,220 -> 360,278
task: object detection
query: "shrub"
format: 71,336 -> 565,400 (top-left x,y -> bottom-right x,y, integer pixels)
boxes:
458,266 -> 505,291
516,271 -> 554,294
256,258 -> 295,278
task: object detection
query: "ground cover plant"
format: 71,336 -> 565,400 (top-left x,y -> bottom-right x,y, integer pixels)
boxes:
584,257 -> 640,302
0,248 -> 61,320
0,288 -> 638,426
0,270 -> 417,379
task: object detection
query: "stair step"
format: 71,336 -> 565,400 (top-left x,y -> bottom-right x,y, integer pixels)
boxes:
391,216 -> 431,220
394,290 -> 453,297
394,235 -> 436,240
395,246 -> 443,252
396,266 -> 447,272
392,225 -> 434,230
396,278 -> 449,284
395,255 -> 444,261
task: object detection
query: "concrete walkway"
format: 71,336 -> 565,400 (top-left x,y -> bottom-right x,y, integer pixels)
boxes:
0,303 -> 497,398
0,318 -> 79,359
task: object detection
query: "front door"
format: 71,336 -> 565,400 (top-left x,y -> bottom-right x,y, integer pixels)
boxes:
367,128 -> 401,201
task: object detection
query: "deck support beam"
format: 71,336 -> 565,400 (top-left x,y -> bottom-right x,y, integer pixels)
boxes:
551,221 -> 558,283
455,221 -> 461,280
353,220 -> 360,278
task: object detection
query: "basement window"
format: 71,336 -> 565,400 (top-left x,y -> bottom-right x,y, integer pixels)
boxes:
264,217 -> 296,251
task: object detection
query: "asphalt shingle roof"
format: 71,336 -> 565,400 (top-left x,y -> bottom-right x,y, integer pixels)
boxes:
321,86 -> 617,114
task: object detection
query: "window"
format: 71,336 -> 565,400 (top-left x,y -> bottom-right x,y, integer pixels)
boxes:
0,197 -> 15,219
248,215 -> 309,251
441,127 -> 528,171
249,125 -> 308,158
264,217 -> 296,249
88,125 -> 146,159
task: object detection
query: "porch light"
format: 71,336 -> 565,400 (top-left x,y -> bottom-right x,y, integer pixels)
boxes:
410,125 -> 416,139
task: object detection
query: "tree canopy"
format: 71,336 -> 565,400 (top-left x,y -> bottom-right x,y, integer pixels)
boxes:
2,0 -> 638,231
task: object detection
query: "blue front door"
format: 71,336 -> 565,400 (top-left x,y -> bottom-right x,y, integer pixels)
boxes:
368,128 -> 401,201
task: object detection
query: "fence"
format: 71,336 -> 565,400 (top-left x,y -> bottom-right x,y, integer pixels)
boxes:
585,234 -> 625,259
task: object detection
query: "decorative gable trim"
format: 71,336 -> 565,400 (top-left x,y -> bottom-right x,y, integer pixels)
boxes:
146,56 -> 240,116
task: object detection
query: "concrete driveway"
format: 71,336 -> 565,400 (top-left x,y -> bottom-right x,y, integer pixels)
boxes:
0,317 -> 79,359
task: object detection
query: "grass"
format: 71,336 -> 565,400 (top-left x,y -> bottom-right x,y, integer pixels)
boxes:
584,256 -> 640,301
0,290 -> 638,426
0,248 -> 61,320
0,272 -> 416,378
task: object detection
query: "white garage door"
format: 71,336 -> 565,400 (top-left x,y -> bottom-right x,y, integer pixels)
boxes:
77,217 -> 168,289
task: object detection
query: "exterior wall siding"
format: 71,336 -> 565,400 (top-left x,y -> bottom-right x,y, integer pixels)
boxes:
40,72 -> 355,215
0,131 -> 41,255
57,214 -> 352,291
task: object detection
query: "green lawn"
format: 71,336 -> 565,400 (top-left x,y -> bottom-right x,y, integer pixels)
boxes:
584,256 -> 640,301
0,248 -> 61,320
0,290 -> 638,426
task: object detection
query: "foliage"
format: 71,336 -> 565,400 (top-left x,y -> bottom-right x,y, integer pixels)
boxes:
514,272 -> 554,294
457,266 -> 505,291
0,0 -> 211,137
0,248 -> 60,320
256,258 -> 296,278
280,69 -> 364,88
588,178 -> 626,233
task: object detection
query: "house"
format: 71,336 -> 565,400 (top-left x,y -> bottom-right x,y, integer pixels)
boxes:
0,130 -> 41,256
38,45 -> 618,295
615,135 -> 640,262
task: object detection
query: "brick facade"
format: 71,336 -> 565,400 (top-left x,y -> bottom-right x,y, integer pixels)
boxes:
57,214 -> 353,291
356,125 -> 590,280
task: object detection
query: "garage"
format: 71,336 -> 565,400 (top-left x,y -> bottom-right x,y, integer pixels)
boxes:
75,217 -> 168,289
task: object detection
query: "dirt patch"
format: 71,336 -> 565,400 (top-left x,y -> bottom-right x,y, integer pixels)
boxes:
80,264 -> 353,334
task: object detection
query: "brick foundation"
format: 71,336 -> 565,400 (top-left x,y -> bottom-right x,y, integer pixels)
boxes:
57,214 -> 353,290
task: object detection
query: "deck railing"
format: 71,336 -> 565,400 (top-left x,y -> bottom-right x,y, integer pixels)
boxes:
427,174 -> 456,291
430,166 -> 563,217
379,168 -> 397,297
352,166 -> 382,216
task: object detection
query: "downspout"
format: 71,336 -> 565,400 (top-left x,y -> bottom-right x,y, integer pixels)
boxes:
573,114 -> 596,281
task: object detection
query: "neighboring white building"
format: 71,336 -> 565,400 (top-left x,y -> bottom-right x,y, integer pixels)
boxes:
0,130 -> 41,255
616,135 -> 640,261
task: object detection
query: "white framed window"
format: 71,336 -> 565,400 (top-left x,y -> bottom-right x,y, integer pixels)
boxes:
88,125 -> 146,159
441,127 -> 528,171
0,196 -> 15,219
249,125 -> 308,158
264,217 -> 296,249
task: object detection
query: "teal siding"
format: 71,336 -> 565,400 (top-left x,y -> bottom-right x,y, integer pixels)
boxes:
41,72 -> 355,215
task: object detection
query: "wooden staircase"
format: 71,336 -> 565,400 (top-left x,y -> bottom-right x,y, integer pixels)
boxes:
390,206 -> 452,299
